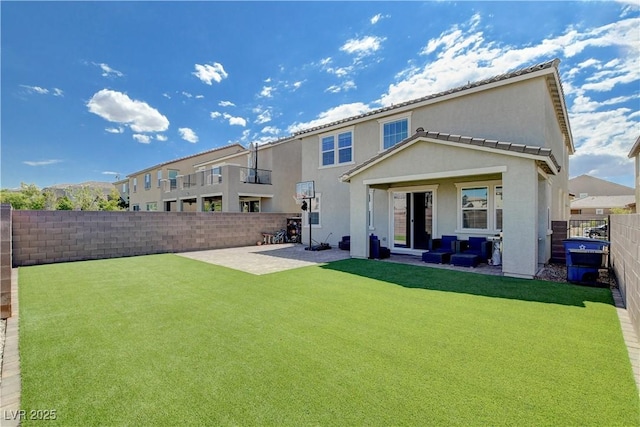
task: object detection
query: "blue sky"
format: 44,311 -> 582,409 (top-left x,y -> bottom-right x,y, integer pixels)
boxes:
2,1 -> 639,190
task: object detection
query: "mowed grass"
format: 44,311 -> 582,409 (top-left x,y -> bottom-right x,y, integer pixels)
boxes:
18,254 -> 639,426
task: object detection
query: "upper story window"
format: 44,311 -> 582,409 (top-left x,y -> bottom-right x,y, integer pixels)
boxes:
379,113 -> 411,151
157,170 -> 162,187
122,182 -> 128,194
144,173 -> 151,190
133,178 -> 137,193
320,129 -> 353,167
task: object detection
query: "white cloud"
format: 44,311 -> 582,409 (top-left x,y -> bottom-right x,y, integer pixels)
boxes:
260,86 -> 274,98
340,36 -> 385,57
326,80 -> 356,93
261,126 -> 280,135
162,93 -> 171,99
254,108 -> 272,124
219,100 -> 236,107
182,91 -> 193,98
193,62 -> 228,85
23,159 -> 62,166
223,113 -> 247,127
105,126 -> 124,134
52,88 -> 64,97
178,127 -> 199,143
102,171 -> 120,176
20,85 -> 49,95
210,111 -> 222,119
292,81 -> 303,90
195,95 -> 204,99
287,102 -> 371,134
371,14 -> 383,25
133,134 -> 151,144
155,134 -> 168,141
87,89 -> 169,133
94,62 -> 124,78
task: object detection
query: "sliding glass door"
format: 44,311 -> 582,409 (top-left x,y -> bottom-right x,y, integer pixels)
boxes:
391,189 -> 435,252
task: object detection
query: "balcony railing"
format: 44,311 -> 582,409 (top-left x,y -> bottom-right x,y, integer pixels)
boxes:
240,167 -> 271,185
181,173 -> 198,189
201,169 -> 222,185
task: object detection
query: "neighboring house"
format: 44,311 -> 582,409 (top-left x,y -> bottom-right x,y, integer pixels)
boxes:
630,135 -> 640,207
569,174 -> 634,199
568,174 -> 635,218
570,195 -> 636,218
120,140 -> 301,214
115,58 -> 573,279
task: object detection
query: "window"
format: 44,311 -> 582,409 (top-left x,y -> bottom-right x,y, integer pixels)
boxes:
320,130 -> 353,167
240,198 -> 260,212
122,182 -> 128,194
303,193 -> 321,227
461,187 -> 488,229
456,181 -> 502,232
381,117 -> 408,150
596,208 -> 604,215
368,189 -> 375,230
132,204 -> 140,211
133,178 -> 137,193
146,202 -> 157,211
168,169 -> 179,190
157,170 -> 162,187
495,186 -> 503,230
144,173 -> 151,190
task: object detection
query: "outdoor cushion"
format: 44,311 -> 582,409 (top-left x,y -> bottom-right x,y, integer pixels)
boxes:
429,235 -> 458,253
456,236 -> 491,260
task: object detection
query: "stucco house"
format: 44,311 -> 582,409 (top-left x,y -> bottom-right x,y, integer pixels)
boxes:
630,136 -> 640,207
296,58 -> 573,279
116,58 -> 573,279
119,140 -> 300,214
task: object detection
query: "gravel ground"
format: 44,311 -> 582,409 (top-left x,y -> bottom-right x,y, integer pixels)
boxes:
535,263 -> 615,287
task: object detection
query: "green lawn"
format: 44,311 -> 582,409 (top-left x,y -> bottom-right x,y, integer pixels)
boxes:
18,254 -> 639,426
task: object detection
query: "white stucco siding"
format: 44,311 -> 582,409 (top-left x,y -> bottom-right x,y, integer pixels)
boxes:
501,161 -> 539,278
347,141 -> 543,278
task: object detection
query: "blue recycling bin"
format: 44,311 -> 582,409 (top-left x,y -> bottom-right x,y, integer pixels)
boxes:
562,238 -> 609,284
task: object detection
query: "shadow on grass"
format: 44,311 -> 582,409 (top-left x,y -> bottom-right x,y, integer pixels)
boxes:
320,258 -> 613,308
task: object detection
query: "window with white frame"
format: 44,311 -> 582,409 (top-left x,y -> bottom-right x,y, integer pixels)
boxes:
157,170 -> 162,187
303,193 -> 321,227
133,178 -> 137,193
380,115 -> 409,150
144,173 -> 151,190
146,202 -> 158,211
495,186 -> 503,230
368,189 -> 375,230
456,181 -> 502,232
320,130 -> 353,167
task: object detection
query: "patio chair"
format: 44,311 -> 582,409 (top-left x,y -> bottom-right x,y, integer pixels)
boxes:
338,235 -> 350,250
422,235 -> 458,264
454,236 -> 492,264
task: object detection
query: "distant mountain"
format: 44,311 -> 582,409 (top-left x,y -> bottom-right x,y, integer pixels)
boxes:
44,181 -> 116,198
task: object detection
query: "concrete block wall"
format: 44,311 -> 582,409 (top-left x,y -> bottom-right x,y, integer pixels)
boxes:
1,204 -> 12,318
11,210 -> 295,267
610,214 -> 640,340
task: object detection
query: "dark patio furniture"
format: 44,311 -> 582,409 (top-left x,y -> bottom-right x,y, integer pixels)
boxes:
422,235 -> 458,264
338,235 -> 350,250
451,253 -> 480,267
456,236 -> 492,262
369,235 -> 390,259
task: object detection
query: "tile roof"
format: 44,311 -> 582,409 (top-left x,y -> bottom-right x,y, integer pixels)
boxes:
629,135 -> 640,158
341,130 -> 561,181
293,58 -> 570,144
